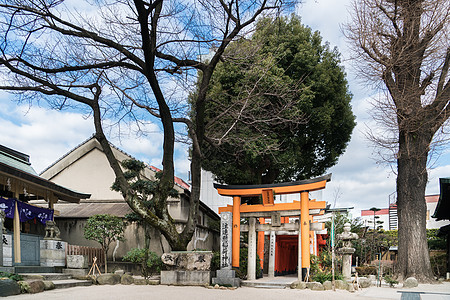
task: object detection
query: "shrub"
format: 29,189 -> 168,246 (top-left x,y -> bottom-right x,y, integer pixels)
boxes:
383,274 -> 398,287
123,248 -> 163,278
235,248 -> 263,280
0,271 -> 23,281
312,271 -> 343,283
211,251 -> 220,271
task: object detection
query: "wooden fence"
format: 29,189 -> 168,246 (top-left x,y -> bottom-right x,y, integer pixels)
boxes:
66,244 -> 105,266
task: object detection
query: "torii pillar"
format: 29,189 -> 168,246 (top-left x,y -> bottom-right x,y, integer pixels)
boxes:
300,191 -> 310,278
232,196 -> 240,268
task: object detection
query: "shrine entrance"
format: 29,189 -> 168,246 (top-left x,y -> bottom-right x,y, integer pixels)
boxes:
215,174 -> 330,282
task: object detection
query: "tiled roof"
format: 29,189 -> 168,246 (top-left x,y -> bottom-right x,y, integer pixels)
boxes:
52,201 -> 132,218
0,145 -> 37,176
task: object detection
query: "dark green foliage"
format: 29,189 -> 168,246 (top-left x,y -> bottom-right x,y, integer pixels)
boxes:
383,274 -> 398,287
111,159 -> 179,206
427,229 -> 447,250
235,248 -> 263,279
0,271 -> 23,282
312,271 -> 343,284
84,214 -> 125,273
211,251 -> 220,272
200,15 -> 355,185
123,248 -> 163,278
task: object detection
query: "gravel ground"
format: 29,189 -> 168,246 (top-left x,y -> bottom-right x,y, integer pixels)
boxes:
5,282 -> 450,300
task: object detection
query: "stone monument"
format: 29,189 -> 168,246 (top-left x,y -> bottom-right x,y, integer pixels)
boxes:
160,251 -> 213,286
211,211 -> 240,287
40,221 -> 66,267
337,223 -> 358,280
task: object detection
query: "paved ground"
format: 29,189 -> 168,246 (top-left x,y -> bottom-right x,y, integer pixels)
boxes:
6,282 -> 450,300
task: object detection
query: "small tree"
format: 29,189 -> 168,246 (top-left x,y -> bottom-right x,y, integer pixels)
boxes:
84,214 -> 125,273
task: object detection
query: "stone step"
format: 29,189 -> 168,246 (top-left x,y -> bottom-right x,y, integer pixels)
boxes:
11,266 -> 61,274
53,279 -> 93,289
20,273 -> 72,281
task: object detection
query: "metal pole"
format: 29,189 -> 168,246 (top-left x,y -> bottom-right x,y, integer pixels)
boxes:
331,212 -> 335,291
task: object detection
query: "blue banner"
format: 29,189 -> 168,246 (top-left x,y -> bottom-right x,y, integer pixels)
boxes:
0,197 -> 53,224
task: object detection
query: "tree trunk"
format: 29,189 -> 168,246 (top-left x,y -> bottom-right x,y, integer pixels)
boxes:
396,131 -> 434,282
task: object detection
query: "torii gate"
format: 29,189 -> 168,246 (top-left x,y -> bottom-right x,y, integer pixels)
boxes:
215,174 -> 331,281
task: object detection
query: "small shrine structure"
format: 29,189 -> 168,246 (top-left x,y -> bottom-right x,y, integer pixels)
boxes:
214,174 -> 331,282
0,144 -> 90,269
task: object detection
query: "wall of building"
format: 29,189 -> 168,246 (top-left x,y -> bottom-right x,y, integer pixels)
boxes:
55,218 -> 218,260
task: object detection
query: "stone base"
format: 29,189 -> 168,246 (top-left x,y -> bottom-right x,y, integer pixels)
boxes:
40,240 -> 66,267
2,234 -> 12,267
211,268 -> 241,287
67,255 -> 89,269
63,268 -> 89,277
160,270 -> 211,286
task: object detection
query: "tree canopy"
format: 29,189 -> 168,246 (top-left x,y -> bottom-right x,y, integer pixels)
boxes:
84,214 -> 125,273
0,0 -> 298,251
200,16 -> 355,185
345,0 -> 450,282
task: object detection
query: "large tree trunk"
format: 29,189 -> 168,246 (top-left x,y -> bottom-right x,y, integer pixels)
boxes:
396,131 -> 434,282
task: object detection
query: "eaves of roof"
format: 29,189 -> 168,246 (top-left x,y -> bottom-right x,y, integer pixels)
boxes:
0,161 -> 90,203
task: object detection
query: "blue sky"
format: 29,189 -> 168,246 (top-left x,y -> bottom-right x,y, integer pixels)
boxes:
1,0 -> 449,216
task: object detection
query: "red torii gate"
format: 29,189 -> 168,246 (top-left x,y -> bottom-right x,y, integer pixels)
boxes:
215,174 -> 331,280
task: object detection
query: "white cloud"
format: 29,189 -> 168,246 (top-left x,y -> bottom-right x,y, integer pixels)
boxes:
0,103 -> 94,173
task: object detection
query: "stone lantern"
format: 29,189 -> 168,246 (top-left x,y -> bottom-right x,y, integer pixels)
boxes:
337,222 -> 358,280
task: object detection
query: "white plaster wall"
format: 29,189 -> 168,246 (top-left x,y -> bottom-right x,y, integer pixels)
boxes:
47,148 -> 122,200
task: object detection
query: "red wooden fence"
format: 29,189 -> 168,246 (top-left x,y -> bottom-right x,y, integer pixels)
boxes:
66,244 -> 105,266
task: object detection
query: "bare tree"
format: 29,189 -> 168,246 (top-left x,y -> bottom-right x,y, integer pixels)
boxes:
345,0 -> 450,281
0,0 -> 298,250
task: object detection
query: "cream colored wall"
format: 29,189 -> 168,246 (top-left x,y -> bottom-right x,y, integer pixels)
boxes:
49,148 -> 123,200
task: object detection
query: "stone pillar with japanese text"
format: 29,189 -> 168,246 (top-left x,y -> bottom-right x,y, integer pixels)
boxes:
212,211 -> 240,287
220,212 -> 232,269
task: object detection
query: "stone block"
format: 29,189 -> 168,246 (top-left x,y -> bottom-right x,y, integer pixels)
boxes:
211,276 -> 241,287
120,274 -> 134,285
134,278 -> 148,285
215,269 -> 235,278
2,234 -> 12,267
0,278 -> 20,297
28,280 -> 45,294
161,251 -> 213,271
147,279 -> 160,285
306,281 -> 324,290
323,281 -> 332,290
211,268 -> 240,288
63,268 -> 89,277
67,255 -> 88,269
402,277 -> 418,288
114,269 -> 124,276
43,280 -> 55,290
359,277 -> 372,288
290,281 -> 306,289
40,240 -> 66,267
96,274 -> 121,285
160,270 -> 211,286
335,279 -> 348,290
